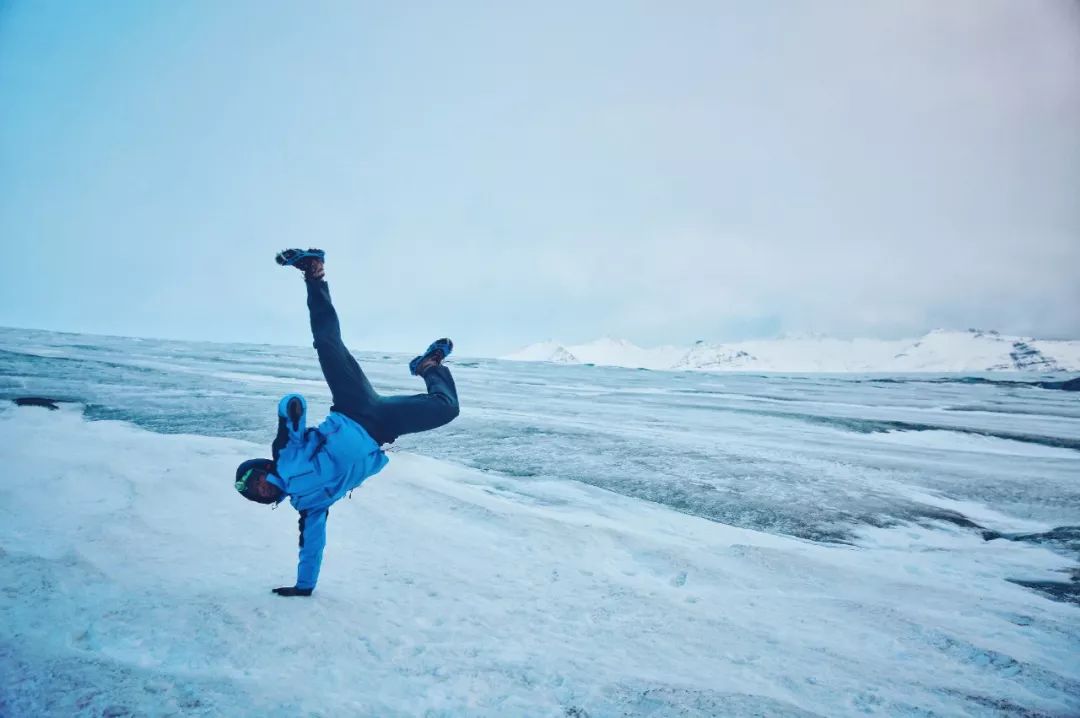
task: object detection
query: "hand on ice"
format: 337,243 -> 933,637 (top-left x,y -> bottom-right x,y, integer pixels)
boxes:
272,586 -> 313,597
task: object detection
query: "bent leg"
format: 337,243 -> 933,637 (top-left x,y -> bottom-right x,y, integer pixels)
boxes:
306,279 -> 379,416
368,365 -> 460,444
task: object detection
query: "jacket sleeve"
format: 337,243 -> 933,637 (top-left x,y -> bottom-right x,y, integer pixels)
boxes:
296,508 -> 329,590
273,393 -> 308,462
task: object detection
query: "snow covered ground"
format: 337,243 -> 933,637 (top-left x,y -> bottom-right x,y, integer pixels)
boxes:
3,406 -> 1078,717
1,327 -> 1078,716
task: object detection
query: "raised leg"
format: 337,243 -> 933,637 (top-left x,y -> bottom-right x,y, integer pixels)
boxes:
367,365 -> 460,444
305,279 -> 380,418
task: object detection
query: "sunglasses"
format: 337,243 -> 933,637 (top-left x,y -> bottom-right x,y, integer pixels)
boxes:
235,467 -> 259,493
236,464 -> 273,494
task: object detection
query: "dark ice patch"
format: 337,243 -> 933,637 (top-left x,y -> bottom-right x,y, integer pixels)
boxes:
912,507 -> 985,530
864,375 -> 1080,392
983,529 -> 1080,605
739,408 -> 1080,452
1045,377 -> 1080,392
982,526 -> 1080,555
946,691 -> 1063,718
613,685 -> 824,717
1006,576 -> 1080,606
665,397 -> 1080,450
13,396 -> 62,410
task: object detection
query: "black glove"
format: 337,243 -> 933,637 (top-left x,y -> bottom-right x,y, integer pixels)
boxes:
272,586 -> 313,597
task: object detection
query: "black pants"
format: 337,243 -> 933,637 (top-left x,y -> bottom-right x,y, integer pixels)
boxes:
306,279 -> 459,445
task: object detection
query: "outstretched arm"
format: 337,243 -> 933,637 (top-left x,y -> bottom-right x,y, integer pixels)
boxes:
272,508 -> 329,597
296,507 -> 328,590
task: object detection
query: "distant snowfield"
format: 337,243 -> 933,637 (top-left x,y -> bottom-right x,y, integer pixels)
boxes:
1,406 -> 1077,717
505,330 -> 1080,373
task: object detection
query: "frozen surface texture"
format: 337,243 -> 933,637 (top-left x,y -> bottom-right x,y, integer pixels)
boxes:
0,327 -> 1078,717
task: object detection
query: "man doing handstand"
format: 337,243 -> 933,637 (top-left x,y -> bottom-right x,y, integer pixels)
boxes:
234,249 -> 459,596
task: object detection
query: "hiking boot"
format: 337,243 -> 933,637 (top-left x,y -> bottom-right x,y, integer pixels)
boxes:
275,248 -> 326,280
410,338 -> 453,376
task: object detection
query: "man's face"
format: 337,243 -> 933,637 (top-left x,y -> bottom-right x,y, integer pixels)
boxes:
251,470 -> 281,502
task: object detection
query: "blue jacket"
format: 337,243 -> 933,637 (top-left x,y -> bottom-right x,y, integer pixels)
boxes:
266,393 -> 389,589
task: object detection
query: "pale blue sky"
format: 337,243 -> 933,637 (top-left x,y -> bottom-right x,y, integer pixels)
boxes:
2,0 -> 1078,355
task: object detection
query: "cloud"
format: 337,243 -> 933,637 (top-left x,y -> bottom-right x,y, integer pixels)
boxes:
1,0 -> 1077,351
484,0 -> 1080,342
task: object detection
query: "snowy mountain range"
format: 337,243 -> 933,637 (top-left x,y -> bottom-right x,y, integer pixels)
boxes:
503,330 -> 1080,373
